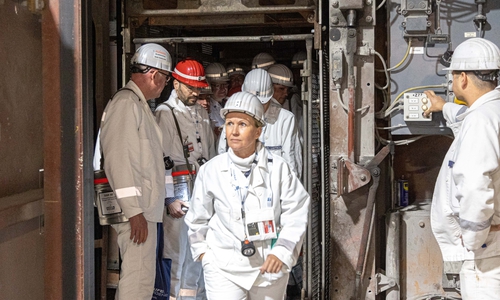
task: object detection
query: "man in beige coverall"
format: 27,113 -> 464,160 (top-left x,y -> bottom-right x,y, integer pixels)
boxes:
100,43 -> 172,300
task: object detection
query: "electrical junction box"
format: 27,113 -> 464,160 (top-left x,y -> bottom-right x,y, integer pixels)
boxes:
403,93 -> 432,121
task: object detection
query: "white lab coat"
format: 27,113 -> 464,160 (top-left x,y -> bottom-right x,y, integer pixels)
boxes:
155,90 -> 216,171
218,98 -> 303,179
185,143 -> 310,291
289,93 -> 304,141
208,97 -> 225,128
431,90 -> 500,262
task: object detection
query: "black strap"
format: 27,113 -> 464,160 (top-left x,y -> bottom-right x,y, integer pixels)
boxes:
160,103 -> 194,180
110,87 -> 140,101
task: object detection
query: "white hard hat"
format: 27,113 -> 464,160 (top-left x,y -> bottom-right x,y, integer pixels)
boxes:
251,52 -> 276,70
291,51 -> 307,69
220,92 -> 266,127
444,38 -> 500,71
131,43 -> 173,72
227,64 -> 246,77
241,69 -> 274,104
205,62 -> 229,84
268,64 -> 294,87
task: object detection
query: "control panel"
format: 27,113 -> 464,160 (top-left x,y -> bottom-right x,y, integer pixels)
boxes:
403,93 -> 432,121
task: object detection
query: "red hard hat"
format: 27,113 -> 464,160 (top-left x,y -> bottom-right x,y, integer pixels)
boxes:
172,59 -> 209,88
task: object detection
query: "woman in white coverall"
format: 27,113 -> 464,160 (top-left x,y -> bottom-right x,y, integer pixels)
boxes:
185,91 -> 310,300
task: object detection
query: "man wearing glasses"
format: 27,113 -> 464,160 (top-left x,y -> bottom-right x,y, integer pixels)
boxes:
99,43 -> 172,299
155,58 -> 216,300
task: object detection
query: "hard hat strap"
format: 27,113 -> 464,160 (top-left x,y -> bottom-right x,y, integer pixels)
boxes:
474,70 -> 499,82
130,64 -> 152,74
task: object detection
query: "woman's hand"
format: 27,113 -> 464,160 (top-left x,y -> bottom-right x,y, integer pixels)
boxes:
260,254 -> 283,274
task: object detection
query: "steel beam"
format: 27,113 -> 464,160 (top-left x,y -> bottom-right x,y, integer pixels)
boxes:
42,0 -> 94,298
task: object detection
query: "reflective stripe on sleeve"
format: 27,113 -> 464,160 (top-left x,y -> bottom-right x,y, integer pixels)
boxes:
460,217 -> 492,232
114,186 -> 142,199
179,289 -> 197,297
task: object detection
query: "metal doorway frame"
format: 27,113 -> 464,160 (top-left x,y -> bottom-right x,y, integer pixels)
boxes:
132,33 -> 328,299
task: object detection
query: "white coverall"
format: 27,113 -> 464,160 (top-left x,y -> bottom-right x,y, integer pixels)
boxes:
208,97 -> 225,128
185,143 -> 310,299
155,90 -> 216,300
218,98 -> 302,179
100,81 -> 165,300
431,90 -> 500,299
289,93 -> 303,137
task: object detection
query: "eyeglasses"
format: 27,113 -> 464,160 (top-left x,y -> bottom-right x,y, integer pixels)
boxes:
181,82 -> 201,94
155,69 -> 171,83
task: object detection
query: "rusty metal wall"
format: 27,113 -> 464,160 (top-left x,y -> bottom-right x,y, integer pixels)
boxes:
0,1 -> 45,298
0,1 -> 44,198
328,0 -> 377,299
42,0 -> 94,298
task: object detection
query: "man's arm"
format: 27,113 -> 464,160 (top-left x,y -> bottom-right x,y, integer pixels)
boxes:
184,170 -> 213,261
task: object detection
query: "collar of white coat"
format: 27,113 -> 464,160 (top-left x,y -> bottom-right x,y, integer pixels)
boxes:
264,98 -> 282,125
168,89 -> 189,113
457,89 -> 500,121
222,142 -> 270,187
158,89 -> 204,114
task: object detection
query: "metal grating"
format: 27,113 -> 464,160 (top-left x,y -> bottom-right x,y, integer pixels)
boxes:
306,50 -> 332,300
309,62 -> 331,299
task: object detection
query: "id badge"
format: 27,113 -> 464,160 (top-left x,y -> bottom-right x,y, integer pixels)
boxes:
245,207 -> 277,241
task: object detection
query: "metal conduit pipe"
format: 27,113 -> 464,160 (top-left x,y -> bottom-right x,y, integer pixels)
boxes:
133,34 -> 312,44
127,5 -> 315,16
318,49 -> 327,300
386,211 -> 401,300
303,36 -> 313,300
346,9 -> 357,162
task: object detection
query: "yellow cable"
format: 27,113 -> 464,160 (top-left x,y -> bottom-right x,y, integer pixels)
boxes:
376,38 -> 412,72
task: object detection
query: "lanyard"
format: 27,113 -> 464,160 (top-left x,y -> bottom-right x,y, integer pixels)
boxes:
229,151 -> 274,214
229,160 -> 254,211
186,106 -> 203,152
179,103 -> 203,153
